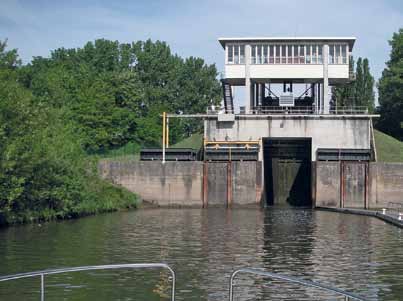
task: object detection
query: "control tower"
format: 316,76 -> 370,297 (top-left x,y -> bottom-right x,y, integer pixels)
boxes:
204,37 -> 378,206
220,37 -> 355,114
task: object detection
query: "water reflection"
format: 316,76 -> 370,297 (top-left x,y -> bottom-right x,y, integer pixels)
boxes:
0,208 -> 402,300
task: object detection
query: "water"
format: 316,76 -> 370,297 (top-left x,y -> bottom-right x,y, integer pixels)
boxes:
0,208 -> 402,300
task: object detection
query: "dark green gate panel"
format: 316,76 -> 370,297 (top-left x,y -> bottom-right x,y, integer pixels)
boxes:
264,138 -> 312,207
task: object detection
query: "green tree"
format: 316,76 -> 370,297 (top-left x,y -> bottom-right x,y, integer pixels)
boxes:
0,41 -> 137,225
378,28 -> 403,140
21,38 -> 221,150
362,58 -> 375,112
331,57 -> 355,107
331,56 -> 375,112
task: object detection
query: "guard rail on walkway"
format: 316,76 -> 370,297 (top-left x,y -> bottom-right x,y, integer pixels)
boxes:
385,202 -> 403,220
207,106 -> 370,115
0,263 -> 175,301
229,268 -> 366,301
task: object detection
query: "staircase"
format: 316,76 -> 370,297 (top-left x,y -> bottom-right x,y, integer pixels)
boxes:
222,80 -> 234,114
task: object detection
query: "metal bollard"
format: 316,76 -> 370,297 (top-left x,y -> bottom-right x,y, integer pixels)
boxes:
382,208 -> 386,215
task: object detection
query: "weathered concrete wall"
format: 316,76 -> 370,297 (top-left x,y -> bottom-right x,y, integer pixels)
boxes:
232,161 -> 262,205
315,162 -> 340,207
368,163 -> 403,208
206,163 -> 227,206
343,163 -> 367,208
315,162 -> 403,209
205,116 -> 371,161
99,161 -> 203,206
99,160 -> 263,207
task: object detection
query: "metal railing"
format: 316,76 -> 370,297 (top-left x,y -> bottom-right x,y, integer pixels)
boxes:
206,106 -> 369,115
0,263 -> 176,301
330,106 -> 368,115
383,202 -> 403,220
252,106 -> 315,114
229,268 -> 366,301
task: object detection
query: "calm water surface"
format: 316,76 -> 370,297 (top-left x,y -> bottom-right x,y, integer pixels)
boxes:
0,208 -> 402,300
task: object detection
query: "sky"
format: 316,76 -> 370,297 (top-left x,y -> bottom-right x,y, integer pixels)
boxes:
1,0 -> 402,96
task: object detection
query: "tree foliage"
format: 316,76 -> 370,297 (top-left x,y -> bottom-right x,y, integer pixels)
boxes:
331,57 -> 375,112
0,39 -> 220,224
377,29 -> 403,140
0,38 -> 221,225
20,39 -> 221,151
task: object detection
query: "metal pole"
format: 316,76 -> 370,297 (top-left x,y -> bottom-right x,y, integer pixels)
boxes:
203,162 -> 208,208
41,274 -> 44,301
227,159 -> 232,208
162,112 -> 166,164
166,117 -> 169,148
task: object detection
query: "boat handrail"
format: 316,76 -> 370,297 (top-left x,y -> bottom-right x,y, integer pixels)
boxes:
0,263 -> 176,301
229,268 -> 366,301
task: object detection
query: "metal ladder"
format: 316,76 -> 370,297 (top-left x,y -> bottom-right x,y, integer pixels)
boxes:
222,80 -> 234,113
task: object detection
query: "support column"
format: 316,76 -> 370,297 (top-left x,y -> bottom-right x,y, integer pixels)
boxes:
253,83 -> 257,108
323,44 -> 330,114
317,83 -> 321,113
311,83 -> 316,113
245,44 -> 251,114
259,83 -> 265,106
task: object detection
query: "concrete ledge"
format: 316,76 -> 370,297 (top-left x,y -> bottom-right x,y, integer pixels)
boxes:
218,113 -> 235,122
316,207 -> 403,228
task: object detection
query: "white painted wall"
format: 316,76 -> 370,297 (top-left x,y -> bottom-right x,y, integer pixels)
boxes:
225,64 -> 349,80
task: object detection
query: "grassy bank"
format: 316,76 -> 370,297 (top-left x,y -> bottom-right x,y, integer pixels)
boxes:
374,130 -> 403,162
171,133 -> 203,149
99,133 -> 204,162
0,178 -> 139,226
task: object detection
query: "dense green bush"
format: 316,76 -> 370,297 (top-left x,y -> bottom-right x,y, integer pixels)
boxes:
0,41 -> 138,225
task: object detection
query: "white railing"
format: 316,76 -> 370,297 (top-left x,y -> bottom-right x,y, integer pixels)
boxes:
0,263 -> 176,301
229,268 -> 366,301
0,264 -> 367,301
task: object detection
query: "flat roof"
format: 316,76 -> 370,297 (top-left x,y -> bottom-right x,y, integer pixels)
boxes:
218,37 -> 356,49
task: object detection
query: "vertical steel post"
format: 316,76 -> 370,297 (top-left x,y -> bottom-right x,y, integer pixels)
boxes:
166,117 -> 169,148
203,162 -> 208,208
162,112 -> 166,164
41,274 -> 44,301
340,161 -> 345,208
364,162 -> 369,209
227,160 -> 232,207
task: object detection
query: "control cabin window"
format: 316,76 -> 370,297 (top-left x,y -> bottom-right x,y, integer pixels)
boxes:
226,44 -> 245,64
328,44 -> 348,64
233,42 -> 348,65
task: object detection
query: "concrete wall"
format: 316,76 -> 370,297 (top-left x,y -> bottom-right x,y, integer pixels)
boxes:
99,161 -> 203,206
315,162 -> 403,209
205,116 -> 371,161
368,163 -> 403,208
315,162 -> 340,207
206,163 -> 227,206
232,161 -> 262,205
99,160 -> 263,207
